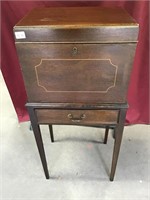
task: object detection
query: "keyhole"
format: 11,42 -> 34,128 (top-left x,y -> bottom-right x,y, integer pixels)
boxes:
72,47 -> 78,55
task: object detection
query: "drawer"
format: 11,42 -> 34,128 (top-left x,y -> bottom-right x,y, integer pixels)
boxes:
16,43 -> 137,103
36,109 -> 119,125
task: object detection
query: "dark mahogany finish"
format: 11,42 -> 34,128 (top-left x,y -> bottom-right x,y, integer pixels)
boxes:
36,109 -> 119,125
15,43 -> 137,103
14,7 -> 139,181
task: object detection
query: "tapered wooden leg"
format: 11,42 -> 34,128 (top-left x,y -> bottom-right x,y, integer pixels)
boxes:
104,126 -> 109,144
29,123 -> 32,131
110,108 -> 127,181
112,128 -> 116,139
27,106 -> 49,179
49,125 -> 54,142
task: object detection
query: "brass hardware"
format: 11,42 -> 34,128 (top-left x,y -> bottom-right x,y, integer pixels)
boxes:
72,47 -> 78,55
67,113 -> 86,122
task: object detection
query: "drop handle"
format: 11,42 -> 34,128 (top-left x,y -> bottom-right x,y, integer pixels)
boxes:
72,47 -> 78,55
67,113 -> 86,123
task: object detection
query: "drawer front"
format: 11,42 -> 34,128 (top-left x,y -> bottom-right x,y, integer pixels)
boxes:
16,43 -> 137,103
36,109 -> 119,125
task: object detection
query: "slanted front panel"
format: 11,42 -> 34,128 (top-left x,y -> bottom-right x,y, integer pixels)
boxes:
16,43 -> 136,103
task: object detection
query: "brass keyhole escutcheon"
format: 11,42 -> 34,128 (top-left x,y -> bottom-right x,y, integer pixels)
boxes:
72,47 -> 78,55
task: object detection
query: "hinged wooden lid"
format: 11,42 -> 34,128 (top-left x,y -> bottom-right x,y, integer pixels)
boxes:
14,7 -> 139,43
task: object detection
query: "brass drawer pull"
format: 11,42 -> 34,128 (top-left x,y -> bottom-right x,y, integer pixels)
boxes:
67,113 -> 86,122
72,47 -> 78,55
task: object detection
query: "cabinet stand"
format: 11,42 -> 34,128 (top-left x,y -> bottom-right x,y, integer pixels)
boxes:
27,103 -> 127,181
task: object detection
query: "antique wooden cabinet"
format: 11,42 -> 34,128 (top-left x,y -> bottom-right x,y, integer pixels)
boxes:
14,7 -> 139,181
